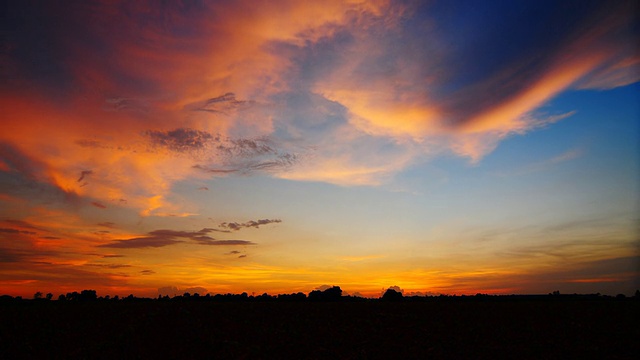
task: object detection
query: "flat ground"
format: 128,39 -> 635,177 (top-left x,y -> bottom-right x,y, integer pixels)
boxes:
1,299 -> 638,359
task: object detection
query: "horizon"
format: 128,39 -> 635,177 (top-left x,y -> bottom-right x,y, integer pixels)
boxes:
4,285 -> 637,301
1,1 -> 639,299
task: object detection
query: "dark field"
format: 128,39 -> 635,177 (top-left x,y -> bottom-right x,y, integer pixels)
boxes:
1,299 -> 638,359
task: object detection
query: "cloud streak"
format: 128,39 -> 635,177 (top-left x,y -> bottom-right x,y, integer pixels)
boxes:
220,219 -> 282,231
98,227 -> 257,249
98,236 -> 183,249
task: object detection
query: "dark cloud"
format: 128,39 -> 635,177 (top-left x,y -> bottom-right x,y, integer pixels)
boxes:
191,154 -> 297,174
192,165 -> 238,174
220,219 -> 282,231
98,222 -> 116,228
0,228 -> 36,235
98,236 -> 183,249
75,139 -> 110,149
0,144 -> 84,207
147,228 -> 233,239
198,186 -> 209,190
147,229 -> 201,239
238,254 -> 247,258
220,223 -> 241,231
103,97 -> 148,113
98,227 -> 256,249
140,269 -> 155,275
101,254 -> 124,258
76,169 -> 93,188
196,239 -> 255,246
227,250 -> 241,255
216,138 -> 298,169
85,263 -> 131,269
188,92 -> 255,115
77,170 -> 93,182
75,124 -> 299,177
91,201 -> 107,209
145,128 -> 214,153
143,127 -> 299,174
228,138 -> 277,157
0,246 -> 66,264
0,142 -> 45,180
31,261 -> 54,265
199,227 -> 231,234
40,236 -> 60,240
4,219 -> 44,231
0,248 -> 24,263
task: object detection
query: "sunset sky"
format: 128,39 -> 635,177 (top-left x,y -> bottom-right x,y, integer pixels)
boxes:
1,0 -> 638,298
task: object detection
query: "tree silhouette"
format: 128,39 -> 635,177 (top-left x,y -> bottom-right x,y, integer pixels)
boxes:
309,286 -> 342,301
382,288 -> 403,301
79,290 -> 97,301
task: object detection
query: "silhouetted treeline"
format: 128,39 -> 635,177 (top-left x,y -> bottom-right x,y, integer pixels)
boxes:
1,288 -> 638,359
1,287 -> 639,303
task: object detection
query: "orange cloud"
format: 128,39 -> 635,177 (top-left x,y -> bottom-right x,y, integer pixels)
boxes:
3,0 -> 635,196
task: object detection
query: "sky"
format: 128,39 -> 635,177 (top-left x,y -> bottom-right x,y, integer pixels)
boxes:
1,0 -> 638,298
